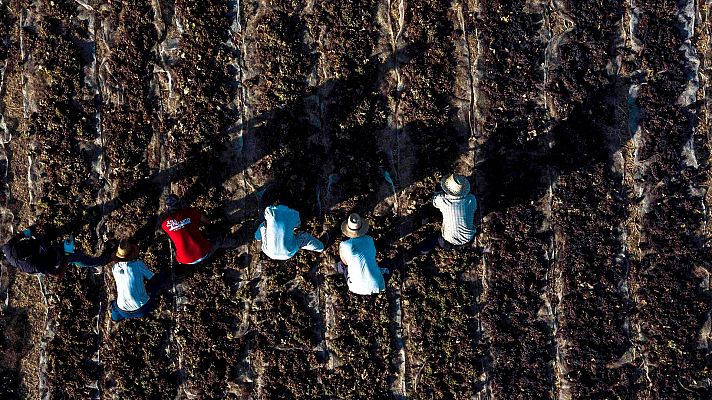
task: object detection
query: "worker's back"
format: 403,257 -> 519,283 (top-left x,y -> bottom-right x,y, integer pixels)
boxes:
3,236 -> 62,274
433,193 -> 477,246
161,208 -> 212,264
260,205 -> 301,260
339,235 -> 385,295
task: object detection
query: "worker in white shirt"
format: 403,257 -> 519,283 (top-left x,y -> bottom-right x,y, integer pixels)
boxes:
419,173 -> 477,254
335,213 -> 386,295
109,239 -> 157,322
254,190 -> 324,260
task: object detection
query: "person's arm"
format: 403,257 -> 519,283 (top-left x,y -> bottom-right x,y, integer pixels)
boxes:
254,222 -> 265,241
432,192 -> 444,209
338,242 -> 348,266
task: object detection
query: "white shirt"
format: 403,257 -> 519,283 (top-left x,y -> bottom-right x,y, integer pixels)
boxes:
112,260 -> 154,311
433,192 -> 477,246
339,236 -> 385,295
255,205 -> 301,260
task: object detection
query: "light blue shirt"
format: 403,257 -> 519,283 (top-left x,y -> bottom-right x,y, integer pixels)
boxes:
112,260 -> 154,311
433,193 -> 477,245
255,205 -> 302,260
339,236 -> 385,295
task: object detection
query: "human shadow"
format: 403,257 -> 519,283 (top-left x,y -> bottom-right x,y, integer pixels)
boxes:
388,79 -> 628,270
75,44 -> 438,253
0,305 -> 31,400
477,84 -> 622,215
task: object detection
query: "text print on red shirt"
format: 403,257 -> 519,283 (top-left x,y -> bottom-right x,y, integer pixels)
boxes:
166,217 -> 191,232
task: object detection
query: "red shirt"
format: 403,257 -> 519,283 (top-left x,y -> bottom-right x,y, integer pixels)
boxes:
161,208 -> 212,264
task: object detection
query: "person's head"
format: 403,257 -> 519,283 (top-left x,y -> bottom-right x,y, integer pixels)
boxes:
114,239 -> 139,262
164,194 -> 182,214
341,213 -> 369,238
440,173 -> 471,197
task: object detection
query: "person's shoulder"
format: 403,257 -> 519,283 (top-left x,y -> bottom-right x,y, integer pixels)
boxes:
362,235 -> 376,246
339,238 -> 353,250
128,259 -> 146,266
281,205 -> 299,216
184,208 -> 202,218
350,235 -> 374,248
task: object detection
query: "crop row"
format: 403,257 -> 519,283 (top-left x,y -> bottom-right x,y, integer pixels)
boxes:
396,1 -> 485,398
548,1 -> 641,398
96,0 -> 176,397
477,1 -> 555,397
631,1 -> 710,398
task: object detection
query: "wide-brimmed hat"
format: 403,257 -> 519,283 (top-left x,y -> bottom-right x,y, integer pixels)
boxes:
341,213 -> 369,238
115,240 -> 139,261
440,174 -> 470,197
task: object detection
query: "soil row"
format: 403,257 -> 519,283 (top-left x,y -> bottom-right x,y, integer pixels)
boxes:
96,0 -> 176,397
547,1 -> 641,398
0,0 -> 23,395
0,0 -> 103,398
161,1 -> 246,397
0,1 -> 46,398
240,1 -> 324,398
476,1 -> 555,397
631,1 -> 710,398
396,1 -> 486,398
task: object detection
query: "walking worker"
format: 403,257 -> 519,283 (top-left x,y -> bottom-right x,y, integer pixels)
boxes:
255,202 -> 324,260
110,239 -> 157,322
160,194 -> 235,265
335,213 -> 386,295
1,227 -> 107,276
425,173 -> 477,252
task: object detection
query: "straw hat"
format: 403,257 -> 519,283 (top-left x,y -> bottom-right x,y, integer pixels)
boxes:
440,174 -> 470,197
341,213 -> 369,238
115,240 -> 139,261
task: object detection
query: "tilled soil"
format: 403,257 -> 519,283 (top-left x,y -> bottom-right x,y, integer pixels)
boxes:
1,0 -> 711,399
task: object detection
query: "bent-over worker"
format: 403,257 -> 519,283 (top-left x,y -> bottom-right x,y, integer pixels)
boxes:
110,239 -> 157,322
335,213 -> 386,295
420,173 -> 477,254
255,197 -> 324,260
160,194 -> 236,265
1,228 -> 107,276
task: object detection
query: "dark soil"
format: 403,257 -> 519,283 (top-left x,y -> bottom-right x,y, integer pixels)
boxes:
477,2 -> 555,397
0,0 -> 710,399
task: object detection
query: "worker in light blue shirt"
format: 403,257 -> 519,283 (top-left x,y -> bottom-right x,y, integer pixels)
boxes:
419,173 -> 477,254
255,204 -> 324,260
335,213 -> 386,295
110,239 -> 157,321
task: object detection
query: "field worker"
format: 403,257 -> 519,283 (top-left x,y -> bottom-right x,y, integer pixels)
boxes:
110,239 -> 157,322
1,227 -> 107,276
160,194 -> 236,264
335,213 -> 386,295
421,174 -> 478,254
419,174 -> 477,254
254,192 -> 324,260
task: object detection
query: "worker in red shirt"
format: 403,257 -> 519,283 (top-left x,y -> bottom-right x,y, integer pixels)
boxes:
160,194 -> 235,264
